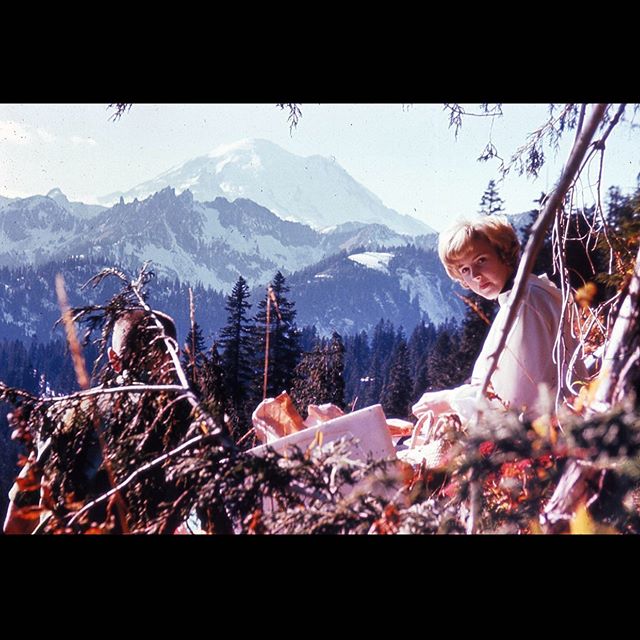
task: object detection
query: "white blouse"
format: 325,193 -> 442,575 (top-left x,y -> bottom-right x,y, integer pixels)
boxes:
413,274 -> 587,423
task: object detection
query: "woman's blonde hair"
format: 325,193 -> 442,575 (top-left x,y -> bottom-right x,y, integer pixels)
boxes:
438,215 -> 521,283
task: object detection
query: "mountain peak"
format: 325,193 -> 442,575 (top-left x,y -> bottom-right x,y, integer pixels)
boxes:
207,138 -> 277,158
98,139 -> 435,236
46,188 -> 70,207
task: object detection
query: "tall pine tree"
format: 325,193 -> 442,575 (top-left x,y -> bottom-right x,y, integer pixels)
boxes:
252,271 -> 300,401
362,319 -> 396,406
199,341 -> 229,429
343,330 -> 371,410
426,324 -> 465,391
218,276 -> 254,435
380,336 -> 413,418
181,321 -> 206,391
407,319 -> 437,402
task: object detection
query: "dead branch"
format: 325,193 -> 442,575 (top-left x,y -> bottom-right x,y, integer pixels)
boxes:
126,263 -> 235,450
590,243 -> 640,410
32,384 -> 189,404
540,459 -> 601,533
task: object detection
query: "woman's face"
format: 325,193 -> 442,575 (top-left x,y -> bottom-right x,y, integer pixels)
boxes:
455,237 -> 513,300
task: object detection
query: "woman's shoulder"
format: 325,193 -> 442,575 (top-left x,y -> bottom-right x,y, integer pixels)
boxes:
526,273 -> 562,302
521,274 -> 564,324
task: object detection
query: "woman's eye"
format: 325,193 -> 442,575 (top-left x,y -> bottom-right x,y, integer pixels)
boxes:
460,267 -> 469,275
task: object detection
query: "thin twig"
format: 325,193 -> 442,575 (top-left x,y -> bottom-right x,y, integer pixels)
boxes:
33,384 -> 189,404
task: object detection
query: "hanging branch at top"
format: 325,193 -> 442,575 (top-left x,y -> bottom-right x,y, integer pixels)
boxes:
107,103 -> 132,121
276,103 -> 302,134
442,103 -> 504,139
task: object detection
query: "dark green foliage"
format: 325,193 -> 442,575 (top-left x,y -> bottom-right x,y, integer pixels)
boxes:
425,322 -> 465,391
343,330 -> 371,410
380,337 -> 413,419
181,324 -> 228,428
290,332 -> 345,417
181,322 -> 207,390
408,319 -> 437,402
251,272 -> 300,401
218,276 -> 255,436
478,179 -> 505,216
196,342 -> 229,438
361,319 -> 396,407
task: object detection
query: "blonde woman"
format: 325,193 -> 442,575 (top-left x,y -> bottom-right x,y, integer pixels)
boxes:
412,215 -> 587,428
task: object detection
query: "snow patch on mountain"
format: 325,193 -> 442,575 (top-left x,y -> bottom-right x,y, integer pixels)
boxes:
348,252 -> 395,274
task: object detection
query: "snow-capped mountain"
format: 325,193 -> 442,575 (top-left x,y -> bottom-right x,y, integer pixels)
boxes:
98,138 -> 435,236
0,188 -> 423,293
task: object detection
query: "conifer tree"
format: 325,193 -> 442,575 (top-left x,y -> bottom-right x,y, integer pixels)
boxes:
362,319 -> 396,406
252,271 -> 300,401
290,332 -> 345,417
412,357 -> 431,403
408,319 -> 437,402
326,332 -> 346,409
181,321 -> 206,391
218,276 -> 254,435
199,341 -> 228,428
426,325 -> 464,390
479,179 -> 505,216
343,330 -> 371,410
380,337 -> 412,418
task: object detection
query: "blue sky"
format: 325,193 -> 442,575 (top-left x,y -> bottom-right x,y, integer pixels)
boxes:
1,103 -> 638,231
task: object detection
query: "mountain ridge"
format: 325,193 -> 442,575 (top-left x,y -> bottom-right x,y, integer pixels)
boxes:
97,138 -> 435,236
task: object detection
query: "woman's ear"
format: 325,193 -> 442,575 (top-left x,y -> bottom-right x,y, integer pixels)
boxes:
108,347 -> 122,373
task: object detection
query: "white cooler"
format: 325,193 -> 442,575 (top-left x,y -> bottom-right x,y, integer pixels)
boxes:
248,403 -> 396,462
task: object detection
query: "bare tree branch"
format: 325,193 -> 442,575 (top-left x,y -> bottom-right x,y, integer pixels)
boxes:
107,103 -> 132,121
464,104 -> 610,535
276,103 -> 302,134
590,243 -> 640,410
477,104 -> 609,409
